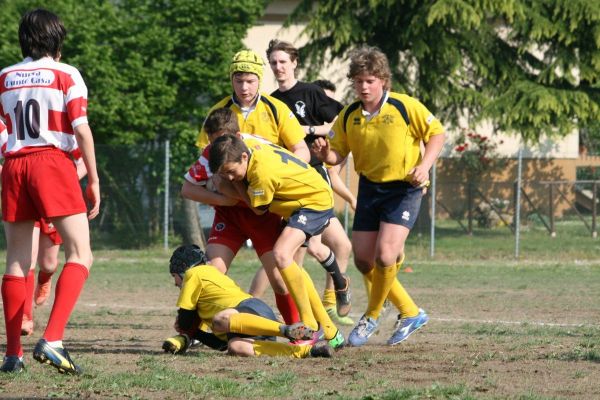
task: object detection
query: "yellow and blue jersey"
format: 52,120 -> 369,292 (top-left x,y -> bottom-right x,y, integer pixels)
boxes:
177,265 -> 252,330
329,91 -> 444,183
196,93 -> 305,150
244,140 -> 334,219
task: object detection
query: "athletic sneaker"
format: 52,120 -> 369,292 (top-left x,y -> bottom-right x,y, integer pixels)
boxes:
326,307 -> 354,326
281,322 -> 316,341
162,334 -> 190,355
309,340 -> 333,358
335,276 -> 352,317
0,356 -> 25,373
387,308 -> 429,346
33,339 -> 82,375
21,315 -> 34,336
327,329 -> 345,350
347,315 -> 379,347
35,279 -> 52,306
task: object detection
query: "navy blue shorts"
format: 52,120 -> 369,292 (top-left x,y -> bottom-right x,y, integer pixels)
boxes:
353,176 -> 423,231
286,208 -> 334,244
227,297 -> 278,341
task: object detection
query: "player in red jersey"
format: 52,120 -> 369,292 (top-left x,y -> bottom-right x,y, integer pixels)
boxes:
0,9 -> 100,374
1,122 -> 87,337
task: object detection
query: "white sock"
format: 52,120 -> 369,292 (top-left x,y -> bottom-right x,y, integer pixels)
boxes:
46,340 -> 63,348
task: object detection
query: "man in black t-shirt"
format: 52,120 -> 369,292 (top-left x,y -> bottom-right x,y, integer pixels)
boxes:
263,39 -> 354,326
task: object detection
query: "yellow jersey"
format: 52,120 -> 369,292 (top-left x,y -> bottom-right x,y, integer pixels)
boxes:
177,265 -> 252,329
244,141 -> 334,219
329,91 -> 444,183
196,93 -> 306,150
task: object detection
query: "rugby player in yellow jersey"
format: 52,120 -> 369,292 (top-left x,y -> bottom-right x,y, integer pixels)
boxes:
313,46 -> 446,347
196,50 -> 309,162
207,134 -> 345,349
162,245 -> 333,359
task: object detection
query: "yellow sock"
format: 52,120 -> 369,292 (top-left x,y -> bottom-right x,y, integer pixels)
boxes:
363,269 -> 374,299
252,340 -> 310,358
385,255 -> 419,318
365,263 -> 396,320
300,269 -> 338,340
322,289 -> 336,309
280,262 -> 318,330
228,313 -> 283,337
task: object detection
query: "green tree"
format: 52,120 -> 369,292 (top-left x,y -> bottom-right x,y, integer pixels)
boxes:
290,0 -> 600,142
0,0 -> 267,246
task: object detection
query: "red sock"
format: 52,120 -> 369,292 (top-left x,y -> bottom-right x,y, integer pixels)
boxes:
23,269 -> 34,320
37,270 -> 53,285
2,275 -> 26,357
43,263 -> 89,342
275,292 -> 300,324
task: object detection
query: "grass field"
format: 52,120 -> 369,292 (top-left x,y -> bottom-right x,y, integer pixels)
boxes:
1,224 -> 599,399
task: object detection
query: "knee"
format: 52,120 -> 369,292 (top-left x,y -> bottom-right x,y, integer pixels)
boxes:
212,312 -> 230,333
272,248 -> 291,268
354,258 -> 373,274
227,339 -> 254,357
375,252 -> 401,268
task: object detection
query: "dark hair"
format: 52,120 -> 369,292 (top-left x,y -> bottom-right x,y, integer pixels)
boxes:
204,108 -> 240,137
208,134 -> 249,174
19,9 -> 66,60
266,39 -> 299,63
313,79 -> 336,93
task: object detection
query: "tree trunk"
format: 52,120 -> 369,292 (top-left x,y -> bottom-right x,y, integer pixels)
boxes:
180,198 -> 206,249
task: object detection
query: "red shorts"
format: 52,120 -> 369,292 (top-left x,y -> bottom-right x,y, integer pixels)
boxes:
208,205 -> 282,257
2,148 -> 86,222
34,218 -> 63,245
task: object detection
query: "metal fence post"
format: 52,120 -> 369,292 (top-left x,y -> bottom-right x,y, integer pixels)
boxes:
515,148 -> 523,259
164,140 -> 170,250
430,163 -> 436,258
549,183 -> 555,237
593,181 -> 597,238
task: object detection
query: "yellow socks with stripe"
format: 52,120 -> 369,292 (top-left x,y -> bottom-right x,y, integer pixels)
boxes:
322,289 -> 336,309
252,340 -> 310,358
365,263 -> 396,320
300,269 -> 338,340
228,313 -> 283,337
280,262 -> 318,330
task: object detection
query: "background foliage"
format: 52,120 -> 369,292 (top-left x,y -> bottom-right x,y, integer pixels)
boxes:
290,0 -> 600,143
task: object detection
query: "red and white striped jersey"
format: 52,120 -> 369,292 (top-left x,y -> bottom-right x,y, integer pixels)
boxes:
184,133 -> 272,184
0,116 -> 81,163
0,57 -> 89,156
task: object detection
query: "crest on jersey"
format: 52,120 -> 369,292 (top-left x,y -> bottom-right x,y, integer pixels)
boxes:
294,101 -> 307,118
215,222 -> 226,231
353,117 -> 360,125
382,114 -> 394,124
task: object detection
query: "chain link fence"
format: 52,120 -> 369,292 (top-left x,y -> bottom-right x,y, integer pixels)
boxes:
1,143 -> 598,255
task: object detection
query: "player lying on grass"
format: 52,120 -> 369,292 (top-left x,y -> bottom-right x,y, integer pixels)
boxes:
162,245 -> 333,359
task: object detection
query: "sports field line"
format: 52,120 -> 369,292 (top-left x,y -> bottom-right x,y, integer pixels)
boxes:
77,303 -> 599,328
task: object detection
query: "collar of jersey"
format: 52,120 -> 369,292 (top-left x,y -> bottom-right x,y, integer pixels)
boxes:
361,90 -> 389,119
232,93 -> 260,112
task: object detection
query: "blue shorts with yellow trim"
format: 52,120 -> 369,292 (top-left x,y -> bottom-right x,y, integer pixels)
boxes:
353,176 -> 423,231
227,297 -> 278,341
286,208 -> 334,243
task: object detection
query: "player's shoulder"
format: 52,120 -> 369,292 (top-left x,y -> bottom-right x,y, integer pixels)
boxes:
387,91 -> 422,107
211,96 -> 234,109
260,92 -> 289,110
